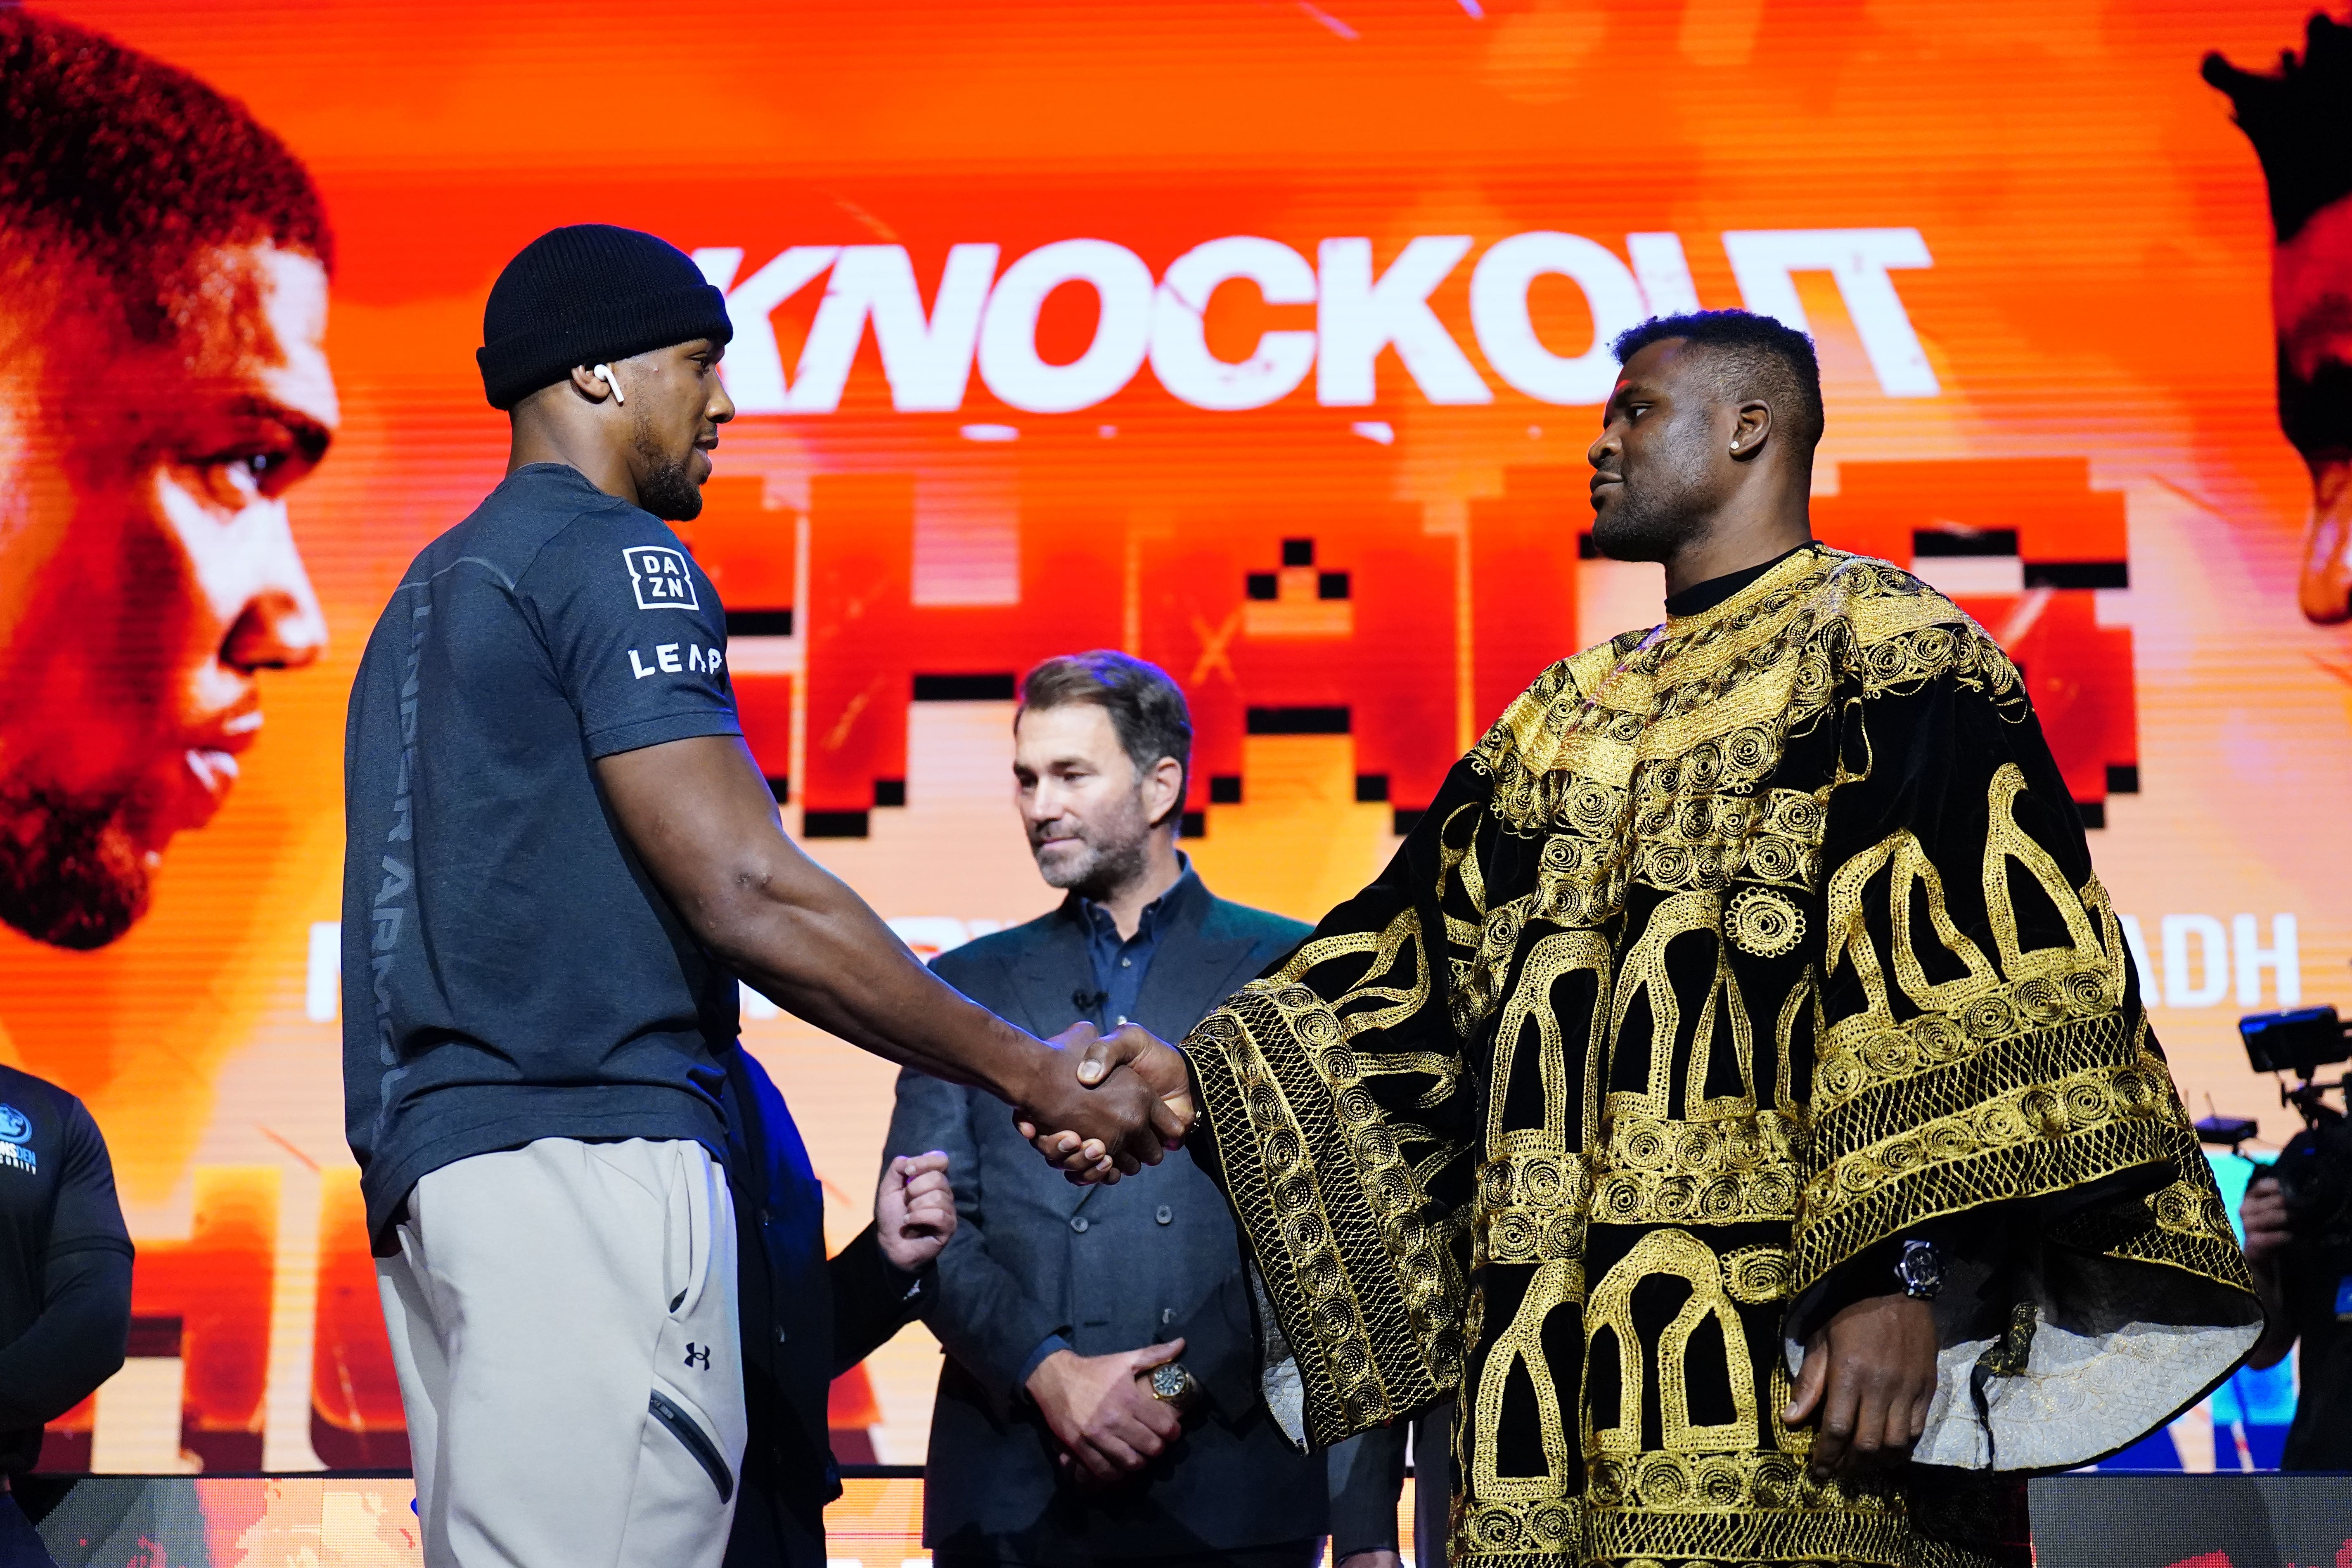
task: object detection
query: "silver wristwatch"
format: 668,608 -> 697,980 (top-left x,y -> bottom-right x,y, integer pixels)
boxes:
1894,1238 -> 1943,1300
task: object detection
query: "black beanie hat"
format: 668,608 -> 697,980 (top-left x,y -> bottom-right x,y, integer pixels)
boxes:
476,224 -> 734,410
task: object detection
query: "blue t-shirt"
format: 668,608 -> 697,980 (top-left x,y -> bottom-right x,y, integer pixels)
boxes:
341,463 -> 744,1241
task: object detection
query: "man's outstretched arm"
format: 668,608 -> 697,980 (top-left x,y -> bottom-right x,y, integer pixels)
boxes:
597,734 -> 1184,1169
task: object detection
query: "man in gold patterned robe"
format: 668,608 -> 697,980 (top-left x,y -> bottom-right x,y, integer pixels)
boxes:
1048,311 -> 2264,1567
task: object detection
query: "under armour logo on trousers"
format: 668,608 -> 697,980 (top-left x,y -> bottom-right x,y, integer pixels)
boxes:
684,1343 -> 711,1370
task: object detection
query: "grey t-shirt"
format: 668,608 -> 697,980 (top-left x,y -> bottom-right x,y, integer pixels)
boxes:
342,463 -> 743,1241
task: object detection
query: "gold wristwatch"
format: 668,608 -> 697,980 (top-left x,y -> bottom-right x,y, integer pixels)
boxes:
1147,1361 -> 1201,1409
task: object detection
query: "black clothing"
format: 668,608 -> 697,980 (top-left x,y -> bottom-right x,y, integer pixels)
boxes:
0,1066 -> 132,1474
891,884 -> 1351,1565
342,462 -> 743,1242
1645,540 -> 1972,1342
933,1544 -> 1322,1568
1660,540 -> 1818,618
723,1047 -> 932,1568
2277,1241 -> 2352,1469
0,1493 -> 54,1568
476,224 -> 732,409
1323,1398 -> 1454,1568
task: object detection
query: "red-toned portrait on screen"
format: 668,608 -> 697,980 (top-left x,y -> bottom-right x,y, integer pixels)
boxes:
0,7 -> 351,1478
2207,12 -> 2352,623
0,9 -> 335,954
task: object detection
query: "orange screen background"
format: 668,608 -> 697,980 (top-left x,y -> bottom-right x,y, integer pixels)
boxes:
0,0 -> 2333,1490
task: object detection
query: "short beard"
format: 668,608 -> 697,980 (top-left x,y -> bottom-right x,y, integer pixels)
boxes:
1033,812 -> 1153,905
1591,489 -> 1686,563
633,418 -> 705,523
1592,423 -> 1722,564
0,785 -> 151,950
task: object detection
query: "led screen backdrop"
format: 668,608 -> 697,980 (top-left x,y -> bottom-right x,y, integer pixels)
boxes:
0,0 -> 2340,1484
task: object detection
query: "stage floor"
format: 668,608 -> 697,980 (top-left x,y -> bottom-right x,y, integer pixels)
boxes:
24,1473 -> 1416,1566
19,1471 -> 2352,1566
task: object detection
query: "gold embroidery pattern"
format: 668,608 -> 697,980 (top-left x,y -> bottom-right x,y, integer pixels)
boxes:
1470,636 -> 1656,835
1457,1495 -> 1585,1561
1471,555 -> 2024,842
1189,1004 -> 1386,1430
1589,1111 -> 1807,1226
1815,769 -> 2127,1105
1571,1505 -> 2001,1568
1721,1244 -> 1797,1305
1453,1516 -> 1996,1567
1605,891 -> 1748,1118
1488,928 -> 1613,1153
1474,1153 -> 1593,1272
1585,1230 -> 1758,1459
1627,785 -> 1825,897
1585,1449 -> 1897,1517
2150,1175 -> 2236,1240
1976,1303 -> 2039,1377
1476,1256 -> 1583,1501
1187,953 -> 1468,1434
1533,810 -> 1634,929
1727,886 -> 1807,958
1799,1039 -> 2207,1279
1795,752 -> 2203,1281
1184,545 -> 2247,1568
2104,1165 -> 2257,1292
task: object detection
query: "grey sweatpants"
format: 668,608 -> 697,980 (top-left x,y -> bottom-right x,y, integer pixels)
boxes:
377,1137 -> 745,1568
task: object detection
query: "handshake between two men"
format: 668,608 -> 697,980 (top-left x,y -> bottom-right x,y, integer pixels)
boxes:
1011,1021 -> 1197,1185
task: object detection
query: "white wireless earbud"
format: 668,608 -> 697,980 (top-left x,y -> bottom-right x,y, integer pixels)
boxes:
593,363 -> 625,405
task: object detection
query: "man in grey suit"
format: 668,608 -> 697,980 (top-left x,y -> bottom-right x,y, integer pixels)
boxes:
886,651 -> 1401,1568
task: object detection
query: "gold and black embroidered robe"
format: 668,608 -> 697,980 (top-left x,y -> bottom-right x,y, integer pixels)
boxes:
1185,546 -> 2260,1568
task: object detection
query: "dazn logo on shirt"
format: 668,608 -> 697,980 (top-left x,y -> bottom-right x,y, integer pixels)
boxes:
623,546 -> 699,612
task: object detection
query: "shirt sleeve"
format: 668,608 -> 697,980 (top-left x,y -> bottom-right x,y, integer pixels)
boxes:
0,1250 -> 130,1428
1801,619 -> 2260,1469
48,1097 -> 132,1264
0,1097 -> 137,1428
516,502 -> 742,759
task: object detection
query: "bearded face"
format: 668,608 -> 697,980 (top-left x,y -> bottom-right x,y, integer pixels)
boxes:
0,242 -> 334,947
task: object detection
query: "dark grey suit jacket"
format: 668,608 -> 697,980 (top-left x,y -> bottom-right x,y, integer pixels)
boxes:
886,876 -> 1337,1563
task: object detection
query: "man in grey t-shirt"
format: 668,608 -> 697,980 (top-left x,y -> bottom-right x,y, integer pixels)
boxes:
345,225 -> 1184,1568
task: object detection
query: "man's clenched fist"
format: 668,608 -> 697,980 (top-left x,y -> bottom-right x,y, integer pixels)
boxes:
876,1150 -> 956,1272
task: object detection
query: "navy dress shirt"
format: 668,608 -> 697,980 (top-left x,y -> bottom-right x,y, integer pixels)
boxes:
1020,857 -> 1203,1387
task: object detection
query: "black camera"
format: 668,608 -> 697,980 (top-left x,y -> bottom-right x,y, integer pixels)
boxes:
2228,1006 -> 2352,1252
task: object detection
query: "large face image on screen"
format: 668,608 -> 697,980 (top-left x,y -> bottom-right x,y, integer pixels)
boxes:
0,0 -> 2341,1516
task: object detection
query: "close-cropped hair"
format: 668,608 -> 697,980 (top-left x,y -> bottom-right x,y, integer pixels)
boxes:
1612,309 -> 1826,456
0,10 -> 333,341
1020,651 -> 1194,828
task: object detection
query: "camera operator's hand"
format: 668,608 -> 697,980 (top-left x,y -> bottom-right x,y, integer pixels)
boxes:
2242,1175 -> 2293,1267
2241,1173 -> 2302,1373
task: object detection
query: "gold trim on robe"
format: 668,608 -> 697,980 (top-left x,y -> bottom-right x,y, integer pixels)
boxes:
1186,545 -> 2260,1568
